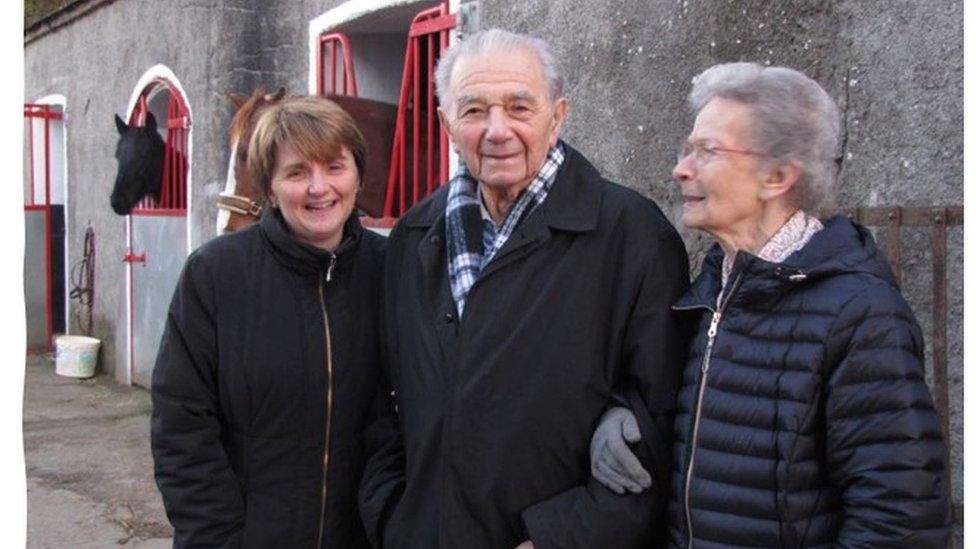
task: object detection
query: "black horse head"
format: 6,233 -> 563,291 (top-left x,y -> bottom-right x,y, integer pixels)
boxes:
110,112 -> 165,215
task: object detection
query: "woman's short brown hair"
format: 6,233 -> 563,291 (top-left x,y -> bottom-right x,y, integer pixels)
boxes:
246,95 -> 367,198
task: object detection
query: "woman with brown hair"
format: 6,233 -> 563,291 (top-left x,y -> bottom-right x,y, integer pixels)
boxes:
151,95 -> 384,548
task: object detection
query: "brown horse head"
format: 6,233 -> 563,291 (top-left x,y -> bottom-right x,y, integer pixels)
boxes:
216,87 -> 286,234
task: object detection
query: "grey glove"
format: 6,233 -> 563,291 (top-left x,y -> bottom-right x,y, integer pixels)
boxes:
590,406 -> 652,494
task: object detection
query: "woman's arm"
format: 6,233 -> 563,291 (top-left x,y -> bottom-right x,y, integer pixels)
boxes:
150,253 -> 246,547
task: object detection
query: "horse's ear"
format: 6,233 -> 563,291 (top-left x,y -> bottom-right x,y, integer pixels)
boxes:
272,87 -> 286,100
115,114 -> 128,134
144,112 -> 158,132
228,92 -> 248,110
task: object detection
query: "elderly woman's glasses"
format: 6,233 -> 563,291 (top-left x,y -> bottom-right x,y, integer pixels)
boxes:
677,141 -> 764,164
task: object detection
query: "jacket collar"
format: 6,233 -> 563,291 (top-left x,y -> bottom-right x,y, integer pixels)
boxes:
402,141 -> 603,234
407,142 -> 604,291
259,207 -> 362,275
674,215 -> 896,311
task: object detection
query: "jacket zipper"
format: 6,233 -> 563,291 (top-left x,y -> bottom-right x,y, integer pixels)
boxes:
315,255 -> 337,548
680,274 -> 742,548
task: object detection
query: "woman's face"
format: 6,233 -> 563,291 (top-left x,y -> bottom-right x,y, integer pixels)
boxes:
672,98 -> 768,243
269,143 -> 359,251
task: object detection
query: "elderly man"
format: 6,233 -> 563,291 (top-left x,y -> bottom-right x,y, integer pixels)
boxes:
359,29 -> 689,548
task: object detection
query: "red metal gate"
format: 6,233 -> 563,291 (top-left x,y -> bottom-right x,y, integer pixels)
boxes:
317,32 -> 358,97
383,3 -> 456,219
128,82 -> 189,214
24,103 -> 64,351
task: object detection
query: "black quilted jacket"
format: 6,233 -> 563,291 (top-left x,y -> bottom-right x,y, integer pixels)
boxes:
668,216 -> 950,548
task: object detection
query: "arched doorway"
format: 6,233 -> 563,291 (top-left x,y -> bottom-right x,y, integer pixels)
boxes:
122,66 -> 192,387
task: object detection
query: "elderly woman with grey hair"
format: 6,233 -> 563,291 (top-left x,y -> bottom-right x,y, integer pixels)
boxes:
589,62 -> 949,547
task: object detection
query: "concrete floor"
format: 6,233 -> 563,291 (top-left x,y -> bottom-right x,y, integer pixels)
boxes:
24,353 -> 172,548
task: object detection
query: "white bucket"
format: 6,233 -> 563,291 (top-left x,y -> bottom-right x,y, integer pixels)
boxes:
55,335 -> 101,378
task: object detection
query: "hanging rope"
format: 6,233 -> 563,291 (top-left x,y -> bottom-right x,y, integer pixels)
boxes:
69,224 -> 95,336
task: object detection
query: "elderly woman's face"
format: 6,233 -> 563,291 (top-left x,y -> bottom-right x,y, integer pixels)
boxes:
268,143 -> 359,252
672,98 -> 768,241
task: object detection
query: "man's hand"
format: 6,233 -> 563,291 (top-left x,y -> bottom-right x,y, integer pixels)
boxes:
514,542 -> 534,549
590,407 -> 652,494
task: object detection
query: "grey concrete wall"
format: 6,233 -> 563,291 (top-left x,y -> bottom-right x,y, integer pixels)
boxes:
25,0 -> 963,540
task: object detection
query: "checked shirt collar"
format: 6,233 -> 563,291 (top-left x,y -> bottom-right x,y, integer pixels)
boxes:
446,142 -> 565,317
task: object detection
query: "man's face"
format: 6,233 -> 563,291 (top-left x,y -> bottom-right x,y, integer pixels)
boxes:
440,47 -> 568,194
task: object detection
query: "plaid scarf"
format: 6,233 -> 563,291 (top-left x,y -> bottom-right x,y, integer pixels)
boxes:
446,143 -> 565,316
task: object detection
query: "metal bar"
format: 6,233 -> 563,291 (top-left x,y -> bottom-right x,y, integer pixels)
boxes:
166,95 -> 175,209
341,40 -> 349,94
341,41 -> 349,95
930,207 -> 950,440
341,35 -> 358,96
142,92 -> 151,209
181,126 -> 187,209
317,36 -> 324,95
426,32 -> 435,195
929,207 -> 951,521
138,95 -> 148,126
43,107 -> 53,347
173,127 -> 180,209
43,105 -> 51,205
884,207 -> 902,285
127,213 -> 134,383
176,126 -> 182,209
412,36 -> 421,208
174,125 -> 181,210
383,138 -> 401,217
330,41 -> 337,95
23,104 -> 63,120
27,108 -> 35,206
408,13 -> 457,36
160,127 -> 172,210
438,20 -> 453,186
176,96 -> 183,210
837,206 -> 963,227
399,39 -> 416,216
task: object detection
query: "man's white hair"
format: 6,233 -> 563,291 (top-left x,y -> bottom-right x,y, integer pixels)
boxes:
434,28 -> 565,112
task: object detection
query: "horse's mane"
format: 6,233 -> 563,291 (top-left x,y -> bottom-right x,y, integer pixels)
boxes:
228,87 -> 287,149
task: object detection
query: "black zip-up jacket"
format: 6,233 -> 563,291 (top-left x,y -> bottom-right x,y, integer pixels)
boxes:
668,216 -> 950,547
359,144 -> 690,548
151,210 -> 384,548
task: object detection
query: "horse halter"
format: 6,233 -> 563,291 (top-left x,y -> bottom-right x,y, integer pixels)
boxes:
217,138 -> 263,220
216,192 -> 263,218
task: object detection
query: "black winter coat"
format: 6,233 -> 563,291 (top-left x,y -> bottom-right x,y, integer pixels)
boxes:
359,145 -> 690,549
668,216 -> 950,548
151,210 -> 385,548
